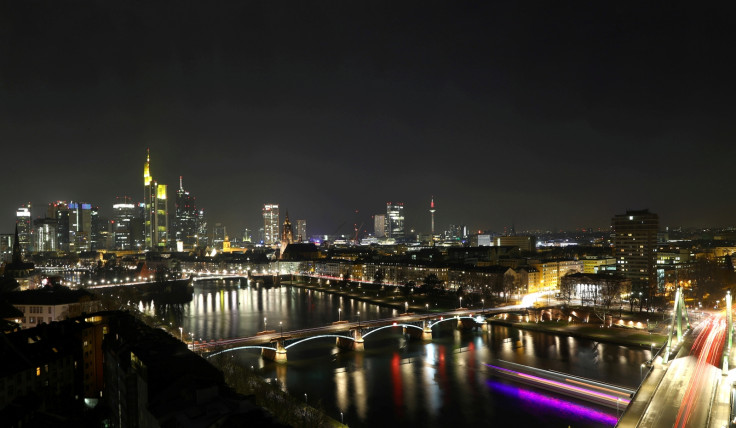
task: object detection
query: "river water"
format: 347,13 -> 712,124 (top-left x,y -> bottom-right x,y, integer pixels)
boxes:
142,278 -> 651,428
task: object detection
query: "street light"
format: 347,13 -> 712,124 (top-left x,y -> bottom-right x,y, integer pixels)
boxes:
640,363 -> 645,381
482,299 -> 485,311
405,301 -> 408,313
357,311 -> 360,329
338,308 -> 341,322
179,327 -> 183,342
280,321 -> 283,338
459,296 -> 463,309
426,303 -> 429,312
264,317 -> 267,330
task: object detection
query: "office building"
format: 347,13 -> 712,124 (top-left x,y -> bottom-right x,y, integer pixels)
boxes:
69,202 -> 93,252
47,201 -> 71,252
143,149 -> 168,251
113,197 -> 136,250
33,218 -> 57,252
263,204 -> 279,245
494,235 -> 537,253
173,177 -> 198,251
15,204 -> 32,254
196,208 -> 208,247
612,209 -> 659,290
374,214 -> 386,238
213,222 -> 227,250
386,203 -> 404,240
296,220 -> 307,242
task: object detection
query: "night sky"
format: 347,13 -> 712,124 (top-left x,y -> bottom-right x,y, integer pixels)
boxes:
1,1 -> 735,237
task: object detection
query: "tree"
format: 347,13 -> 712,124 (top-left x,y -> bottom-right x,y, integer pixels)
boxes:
559,275 -> 576,306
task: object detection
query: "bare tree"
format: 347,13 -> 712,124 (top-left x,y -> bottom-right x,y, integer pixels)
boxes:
559,274 -> 576,306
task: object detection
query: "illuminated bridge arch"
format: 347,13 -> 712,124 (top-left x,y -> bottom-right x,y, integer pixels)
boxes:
205,345 -> 277,358
428,316 -> 481,329
284,334 -> 354,349
362,323 -> 423,338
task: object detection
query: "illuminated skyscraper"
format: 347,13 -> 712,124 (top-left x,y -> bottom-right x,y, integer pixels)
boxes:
143,149 -> 169,251
263,204 -> 279,245
69,202 -> 92,252
173,176 -> 198,251
612,209 -> 659,292
33,218 -> 57,252
15,204 -> 32,254
386,202 -> 405,240
47,201 -> 71,252
113,196 -> 136,250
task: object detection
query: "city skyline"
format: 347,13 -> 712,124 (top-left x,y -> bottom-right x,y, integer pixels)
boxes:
2,2 -> 735,235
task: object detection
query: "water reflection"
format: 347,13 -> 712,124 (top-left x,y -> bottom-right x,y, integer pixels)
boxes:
140,280 -> 648,427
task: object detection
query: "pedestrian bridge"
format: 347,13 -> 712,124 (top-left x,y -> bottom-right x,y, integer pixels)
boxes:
200,309 -> 496,362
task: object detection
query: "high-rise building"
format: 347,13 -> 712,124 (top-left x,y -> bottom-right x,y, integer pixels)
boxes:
47,201 -> 71,252
173,176 -> 198,251
33,218 -> 57,252
15,204 -> 32,254
143,149 -> 169,251
196,208 -> 208,248
213,223 -> 227,250
90,205 -> 106,250
386,203 -> 405,240
69,202 -> 92,252
113,197 -> 136,250
263,204 -> 279,245
612,209 -> 659,291
374,214 -> 386,238
296,220 -> 306,242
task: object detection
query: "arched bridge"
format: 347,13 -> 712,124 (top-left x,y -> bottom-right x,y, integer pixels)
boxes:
199,309 -> 501,362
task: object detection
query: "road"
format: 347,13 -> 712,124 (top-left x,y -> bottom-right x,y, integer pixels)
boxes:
634,314 -> 728,428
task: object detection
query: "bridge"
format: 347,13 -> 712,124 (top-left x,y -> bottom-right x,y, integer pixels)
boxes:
196,307 -> 516,362
617,288 -> 736,428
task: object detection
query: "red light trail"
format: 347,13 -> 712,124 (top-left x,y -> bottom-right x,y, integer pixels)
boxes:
674,315 -> 727,427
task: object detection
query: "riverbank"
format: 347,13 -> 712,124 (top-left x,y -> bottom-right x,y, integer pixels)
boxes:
488,318 -> 668,348
287,280 -> 668,349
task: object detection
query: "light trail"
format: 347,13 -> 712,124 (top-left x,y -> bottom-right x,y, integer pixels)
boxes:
674,314 -> 726,427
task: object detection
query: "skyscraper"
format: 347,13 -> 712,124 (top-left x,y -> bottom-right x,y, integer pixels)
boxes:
113,197 -> 136,250
386,202 -> 405,240
296,220 -> 306,242
47,201 -> 70,252
69,202 -> 92,252
612,209 -> 659,292
374,214 -> 386,238
33,218 -> 57,252
174,176 -> 198,251
15,204 -> 31,254
263,204 -> 279,245
143,149 -> 169,251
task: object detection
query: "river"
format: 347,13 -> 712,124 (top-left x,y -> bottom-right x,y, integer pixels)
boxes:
142,278 -> 651,428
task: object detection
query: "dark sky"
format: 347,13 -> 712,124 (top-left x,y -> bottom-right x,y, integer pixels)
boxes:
1,1 -> 735,237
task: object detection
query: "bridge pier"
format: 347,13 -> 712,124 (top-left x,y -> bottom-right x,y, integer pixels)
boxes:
457,317 -> 476,330
262,339 -> 287,363
336,334 -> 362,352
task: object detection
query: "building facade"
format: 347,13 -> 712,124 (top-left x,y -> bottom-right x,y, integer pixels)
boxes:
16,204 -> 32,254
143,149 -> 169,251
263,204 -> 280,245
612,209 -> 659,290
173,176 -> 198,251
386,203 -> 404,240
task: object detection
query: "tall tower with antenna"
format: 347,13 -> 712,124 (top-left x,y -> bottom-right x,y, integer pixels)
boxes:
429,196 -> 436,236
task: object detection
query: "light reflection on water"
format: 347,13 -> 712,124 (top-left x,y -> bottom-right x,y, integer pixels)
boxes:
140,280 -> 646,427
